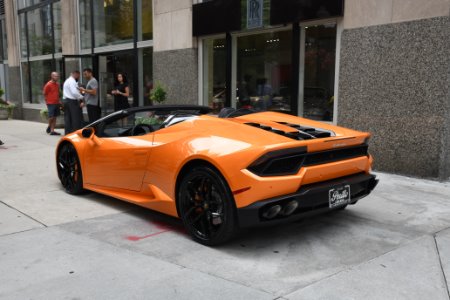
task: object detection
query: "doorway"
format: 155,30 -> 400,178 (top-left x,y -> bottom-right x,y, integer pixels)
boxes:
63,50 -> 136,117
299,23 -> 338,122
98,51 -> 135,115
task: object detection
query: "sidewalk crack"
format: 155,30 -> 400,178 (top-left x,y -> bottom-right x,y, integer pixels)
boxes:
0,201 -> 48,227
433,234 -> 450,300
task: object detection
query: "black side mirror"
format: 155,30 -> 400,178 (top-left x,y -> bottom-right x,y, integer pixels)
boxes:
81,127 -> 94,138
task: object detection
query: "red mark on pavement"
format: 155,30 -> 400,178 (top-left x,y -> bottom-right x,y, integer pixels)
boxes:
126,229 -> 172,241
0,145 -> 18,150
125,219 -> 186,242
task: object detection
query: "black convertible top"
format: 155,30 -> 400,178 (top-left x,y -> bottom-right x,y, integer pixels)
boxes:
125,104 -> 211,115
85,105 -> 211,128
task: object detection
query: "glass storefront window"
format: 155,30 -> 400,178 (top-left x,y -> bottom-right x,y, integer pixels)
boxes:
0,19 -> 7,61
53,2 -> 62,53
303,24 -> 337,121
26,4 -> 53,56
94,0 -> 134,47
236,30 -> 292,112
19,14 -> 28,58
140,0 -> 153,41
80,0 -> 153,47
142,47 -> 153,105
17,0 -> 47,9
21,62 -> 30,101
202,38 -> 226,113
19,1 -> 62,103
2,21 -> 7,61
79,0 -> 92,49
29,59 -> 54,104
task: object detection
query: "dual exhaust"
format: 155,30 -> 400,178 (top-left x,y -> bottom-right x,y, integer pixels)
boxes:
262,200 -> 299,219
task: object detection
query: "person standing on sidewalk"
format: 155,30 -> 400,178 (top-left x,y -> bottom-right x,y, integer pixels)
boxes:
112,73 -> 130,111
79,68 -> 100,123
62,71 -> 84,135
43,72 -> 61,136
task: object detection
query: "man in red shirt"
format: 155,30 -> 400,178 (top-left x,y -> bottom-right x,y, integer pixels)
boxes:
43,72 -> 61,135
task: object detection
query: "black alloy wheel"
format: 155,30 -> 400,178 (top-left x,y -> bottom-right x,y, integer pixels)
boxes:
178,166 -> 237,246
57,143 -> 84,195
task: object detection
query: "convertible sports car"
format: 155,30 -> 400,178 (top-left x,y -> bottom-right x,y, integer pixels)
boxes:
56,105 -> 378,245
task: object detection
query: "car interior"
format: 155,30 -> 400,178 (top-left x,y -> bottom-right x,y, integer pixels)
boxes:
95,110 -> 201,138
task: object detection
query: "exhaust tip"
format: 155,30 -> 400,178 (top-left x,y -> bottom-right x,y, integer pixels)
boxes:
280,200 -> 299,216
262,205 -> 282,219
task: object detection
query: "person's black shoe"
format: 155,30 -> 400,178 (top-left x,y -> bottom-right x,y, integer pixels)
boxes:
0,140 -> 3,145
46,126 -> 51,134
50,131 -> 61,136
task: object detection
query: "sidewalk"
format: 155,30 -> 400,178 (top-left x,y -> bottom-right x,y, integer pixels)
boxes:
1,120 -> 449,300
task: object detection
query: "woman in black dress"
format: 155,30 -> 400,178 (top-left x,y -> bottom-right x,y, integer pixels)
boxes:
112,73 -> 130,111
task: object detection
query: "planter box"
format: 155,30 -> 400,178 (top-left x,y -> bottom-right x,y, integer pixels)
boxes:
0,108 -> 8,120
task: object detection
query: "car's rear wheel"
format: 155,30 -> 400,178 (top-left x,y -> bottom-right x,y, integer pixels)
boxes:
57,143 -> 84,195
178,166 -> 237,246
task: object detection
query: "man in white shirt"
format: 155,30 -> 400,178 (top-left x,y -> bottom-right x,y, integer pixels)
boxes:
62,71 -> 84,134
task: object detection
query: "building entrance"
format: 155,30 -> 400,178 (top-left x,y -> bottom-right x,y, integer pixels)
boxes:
98,51 -> 135,115
63,50 -> 136,117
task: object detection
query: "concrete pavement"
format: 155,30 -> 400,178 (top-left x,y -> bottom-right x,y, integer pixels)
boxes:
1,120 -> 450,299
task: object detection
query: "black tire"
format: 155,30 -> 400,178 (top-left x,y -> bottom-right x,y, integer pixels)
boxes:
57,143 -> 84,195
178,165 -> 237,246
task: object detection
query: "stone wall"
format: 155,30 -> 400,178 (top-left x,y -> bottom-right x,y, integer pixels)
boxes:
338,16 -> 450,179
153,48 -> 198,105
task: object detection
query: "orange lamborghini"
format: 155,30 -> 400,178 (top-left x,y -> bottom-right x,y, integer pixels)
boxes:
56,105 -> 378,245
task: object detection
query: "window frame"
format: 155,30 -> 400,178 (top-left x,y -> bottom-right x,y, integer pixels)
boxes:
19,0 -> 61,105
198,18 -> 343,124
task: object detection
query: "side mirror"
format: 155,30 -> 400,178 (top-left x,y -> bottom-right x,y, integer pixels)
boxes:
81,127 -> 95,139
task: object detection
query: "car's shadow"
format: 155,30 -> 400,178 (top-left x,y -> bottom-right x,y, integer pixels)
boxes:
80,190 -> 369,251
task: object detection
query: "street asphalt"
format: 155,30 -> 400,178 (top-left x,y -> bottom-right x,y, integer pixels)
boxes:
0,120 -> 449,300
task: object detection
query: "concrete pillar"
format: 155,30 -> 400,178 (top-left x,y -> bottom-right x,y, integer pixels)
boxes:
4,0 -> 22,118
61,0 -> 79,55
59,0 -> 79,79
153,0 -> 198,104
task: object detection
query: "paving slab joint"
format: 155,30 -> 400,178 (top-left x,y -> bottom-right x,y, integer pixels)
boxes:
433,233 -> 450,299
0,200 -> 48,228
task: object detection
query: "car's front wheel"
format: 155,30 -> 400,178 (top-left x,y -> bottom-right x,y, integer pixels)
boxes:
57,143 -> 84,194
178,165 -> 237,246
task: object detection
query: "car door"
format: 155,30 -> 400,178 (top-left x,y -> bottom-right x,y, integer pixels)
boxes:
82,113 -> 154,191
83,136 -> 153,191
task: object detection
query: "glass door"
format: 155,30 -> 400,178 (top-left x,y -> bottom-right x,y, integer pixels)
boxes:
61,54 -> 97,117
61,55 -> 96,82
235,30 -> 293,113
299,24 -> 337,122
98,51 -> 135,114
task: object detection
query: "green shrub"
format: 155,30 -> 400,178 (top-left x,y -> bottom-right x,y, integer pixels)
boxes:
150,82 -> 167,104
0,102 -> 15,118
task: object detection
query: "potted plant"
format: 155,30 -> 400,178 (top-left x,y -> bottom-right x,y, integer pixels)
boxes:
40,108 -> 49,121
149,82 -> 167,104
0,89 -> 15,120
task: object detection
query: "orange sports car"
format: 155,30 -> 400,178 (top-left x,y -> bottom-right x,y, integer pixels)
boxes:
56,105 -> 378,245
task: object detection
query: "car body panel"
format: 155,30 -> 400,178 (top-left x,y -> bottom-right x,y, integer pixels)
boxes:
56,108 -> 375,224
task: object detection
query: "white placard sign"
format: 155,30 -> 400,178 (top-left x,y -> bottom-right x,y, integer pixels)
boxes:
247,0 -> 263,29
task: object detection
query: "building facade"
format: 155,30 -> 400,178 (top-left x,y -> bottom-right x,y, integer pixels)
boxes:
1,0 -> 449,180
